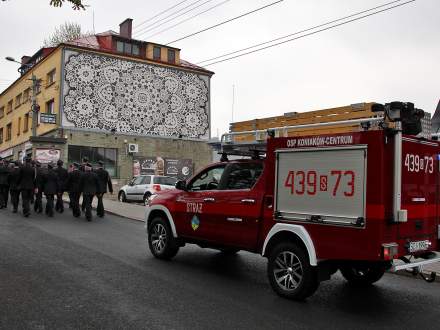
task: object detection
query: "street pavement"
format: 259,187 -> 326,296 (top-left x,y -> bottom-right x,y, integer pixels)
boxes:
1,207 -> 440,329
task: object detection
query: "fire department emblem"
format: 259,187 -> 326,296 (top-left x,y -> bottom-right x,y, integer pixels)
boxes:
191,215 -> 200,231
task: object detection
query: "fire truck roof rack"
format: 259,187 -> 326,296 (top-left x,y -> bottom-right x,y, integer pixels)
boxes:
220,117 -> 385,155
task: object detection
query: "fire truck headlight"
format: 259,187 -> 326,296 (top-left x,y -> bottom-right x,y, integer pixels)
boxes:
382,243 -> 399,260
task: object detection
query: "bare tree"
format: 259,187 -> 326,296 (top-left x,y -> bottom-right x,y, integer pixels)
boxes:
1,0 -> 86,10
44,22 -> 92,47
49,0 -> 86,10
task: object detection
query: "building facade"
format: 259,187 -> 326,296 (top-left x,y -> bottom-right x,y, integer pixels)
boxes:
0,19 -> 214,183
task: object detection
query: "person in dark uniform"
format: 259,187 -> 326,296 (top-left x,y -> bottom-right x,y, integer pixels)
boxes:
30,160 -> 35,205
54,159 -> 68,213
42,163 -> 58,217
66,162 -> 82,218
80,163 -> 99,221
0,158 -> 10,209
18,157 -> 36,217
34,161 -> 45,214
95,160 -> 113,218
80,157 -> 89,212
8,161 -> 21,213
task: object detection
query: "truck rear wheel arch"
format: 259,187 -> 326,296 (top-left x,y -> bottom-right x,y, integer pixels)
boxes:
262,224 -> 317,266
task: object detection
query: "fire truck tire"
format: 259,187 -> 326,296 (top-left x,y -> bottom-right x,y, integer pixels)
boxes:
267,242 -> 319,300
148,216 -> 179,260
339,263 -> 385,286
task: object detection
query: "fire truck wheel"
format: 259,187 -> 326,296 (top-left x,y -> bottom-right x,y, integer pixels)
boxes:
148,216 -> 179,260
339,263 -> 386,286
267,242 -> 319,300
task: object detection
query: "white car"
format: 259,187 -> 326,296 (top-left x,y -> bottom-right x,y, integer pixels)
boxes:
118,175 -> 177,205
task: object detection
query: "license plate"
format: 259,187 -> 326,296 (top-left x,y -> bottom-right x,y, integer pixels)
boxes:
408,240 -> 430,253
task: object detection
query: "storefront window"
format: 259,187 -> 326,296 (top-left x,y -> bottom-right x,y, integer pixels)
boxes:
68,145 -> 118,177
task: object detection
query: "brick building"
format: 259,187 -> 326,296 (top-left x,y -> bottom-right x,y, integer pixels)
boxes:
0,19 -> 214,183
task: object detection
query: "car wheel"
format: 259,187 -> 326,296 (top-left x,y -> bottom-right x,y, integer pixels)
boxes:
118,191 -> 127,203
267,242 -> 319,300
148,216 -> 179,260
339,263 -> 386,286
143,192 -> 151,206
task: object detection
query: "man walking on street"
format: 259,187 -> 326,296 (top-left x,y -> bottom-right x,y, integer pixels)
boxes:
0,159 -> 10,209
8,161 -> 21,213
34,161 -> 44,214
55,159 -> 68,213
66,162 -> 82,218
80,157 -> 89,212
80,163 -> 99,221
18,157 -> 36,218
43,163 -> 58,217
95,160 -> 113,217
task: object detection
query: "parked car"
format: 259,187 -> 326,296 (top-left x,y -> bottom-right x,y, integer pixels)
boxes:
118,175 -> 177,205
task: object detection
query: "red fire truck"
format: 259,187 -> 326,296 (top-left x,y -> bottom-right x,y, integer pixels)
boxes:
145,101 -> 440,300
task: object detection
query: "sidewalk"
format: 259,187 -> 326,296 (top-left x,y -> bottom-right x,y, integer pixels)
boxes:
64,196 -> 146,222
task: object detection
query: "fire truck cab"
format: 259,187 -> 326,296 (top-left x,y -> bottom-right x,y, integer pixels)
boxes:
145,101 -> 440,300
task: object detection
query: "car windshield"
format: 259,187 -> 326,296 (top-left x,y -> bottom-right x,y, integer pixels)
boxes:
153,176 -> 178,186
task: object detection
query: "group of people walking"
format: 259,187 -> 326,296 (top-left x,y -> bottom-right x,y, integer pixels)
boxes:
0,156 -> 113,221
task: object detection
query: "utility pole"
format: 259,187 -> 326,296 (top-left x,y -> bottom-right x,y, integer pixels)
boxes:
30,74 -> 39,137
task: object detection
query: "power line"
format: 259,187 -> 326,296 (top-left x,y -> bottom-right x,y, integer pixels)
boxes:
166,0 -> 284,45
133,0 -> 191,30
199,0 -> 415,67
196,0 -> 404,65
134,0 -> 210,37
144,0 -> 232,41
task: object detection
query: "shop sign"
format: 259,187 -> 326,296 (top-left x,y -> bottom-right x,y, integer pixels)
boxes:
0,148 -> 13,159
133,157 -> 193,179
40,113 -> 57,124
35,148 -> 60,164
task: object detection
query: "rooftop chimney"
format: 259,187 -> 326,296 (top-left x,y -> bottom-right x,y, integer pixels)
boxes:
21,56 -> 31,65
119,18 -> 133,39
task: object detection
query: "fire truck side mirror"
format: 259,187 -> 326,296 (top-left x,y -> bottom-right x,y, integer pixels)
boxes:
175,180 -> 187,191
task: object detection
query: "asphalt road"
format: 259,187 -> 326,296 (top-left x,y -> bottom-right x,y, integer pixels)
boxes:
1,208 -> 440,330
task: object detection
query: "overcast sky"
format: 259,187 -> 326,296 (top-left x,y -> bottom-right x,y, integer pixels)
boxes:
1,0 -> 439,137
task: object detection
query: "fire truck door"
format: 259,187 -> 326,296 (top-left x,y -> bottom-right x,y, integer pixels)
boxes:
214,162 -> 264,249
400,138 -> 439,242
175,165 -> 227,241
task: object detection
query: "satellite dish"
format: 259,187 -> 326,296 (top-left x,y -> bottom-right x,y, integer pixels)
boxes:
431,99 -> 440,133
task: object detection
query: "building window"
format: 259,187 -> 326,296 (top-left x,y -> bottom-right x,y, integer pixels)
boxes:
167,49 -> 176,64
153,46 -> 161,60
116,41 -> 124,53
0,107 -> 4,118
124,42 -> 132,54
23,88 -> 30,103
0,128 -> 3,144
15,94 -> 22,108
46,99 -> 55,114
6,123 -> 12,141
24,113 -> 29,132
17,117 -> 21,136
47,69 -> 56,86
133,44 -> 140,56
36,79 -> 42,94
7,100 -> 13,114
68,145 -> 118,177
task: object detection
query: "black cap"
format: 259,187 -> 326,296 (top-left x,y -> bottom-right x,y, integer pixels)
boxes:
82,157 -> 89,163
25,157 -> 32,163
57,159 -> 64,166
47,162 -> 54,169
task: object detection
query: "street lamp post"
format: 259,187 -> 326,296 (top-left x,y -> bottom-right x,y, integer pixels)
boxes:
5,57 -> 39,137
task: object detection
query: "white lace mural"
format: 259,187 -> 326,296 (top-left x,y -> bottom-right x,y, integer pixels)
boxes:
62,50 -> 210,138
